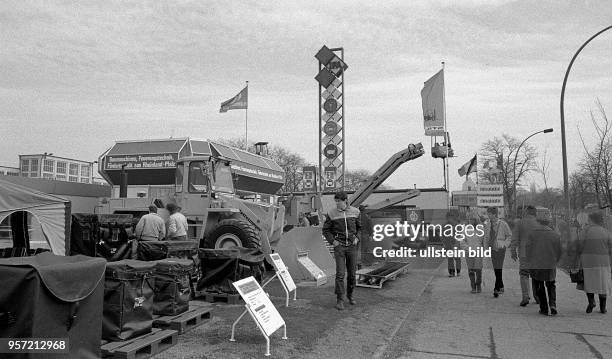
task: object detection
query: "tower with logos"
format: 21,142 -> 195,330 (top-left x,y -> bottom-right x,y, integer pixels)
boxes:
315,45 -> 348,192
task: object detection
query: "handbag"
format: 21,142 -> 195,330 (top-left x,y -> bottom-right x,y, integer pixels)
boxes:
569,269 -> 584,283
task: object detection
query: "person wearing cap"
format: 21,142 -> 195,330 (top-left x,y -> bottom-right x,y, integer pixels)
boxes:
526,212 -> 561,316
510,205 -> 540,307
165,203 -> 188,241
135,205 -> 166,241
323,191 -> 361,310
484,207 -> 512,297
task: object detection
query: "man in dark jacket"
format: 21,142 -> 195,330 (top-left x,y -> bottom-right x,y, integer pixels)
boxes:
323,191 -> 361,310
526,213 -> 562,316
510,205 -> 540,306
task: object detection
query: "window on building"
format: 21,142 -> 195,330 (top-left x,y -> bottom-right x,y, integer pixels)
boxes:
69,176 -> 78,182
43,159 -> 54,173
69,163 -> 79,176
57,161 -> 67,174
30,159 -> 38,172
43,173 -> 54,180
81,165 -> 90,177
56,174 -> 66,181
21,159 -> 29,173
80,178 -> 90,184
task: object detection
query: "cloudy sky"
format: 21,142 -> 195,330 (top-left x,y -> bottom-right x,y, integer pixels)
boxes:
1,0 -> 611,192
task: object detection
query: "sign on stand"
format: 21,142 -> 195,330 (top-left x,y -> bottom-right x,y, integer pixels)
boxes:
230,276 -> 287,356
268,253 -> 297,306
297,251 -> 328,286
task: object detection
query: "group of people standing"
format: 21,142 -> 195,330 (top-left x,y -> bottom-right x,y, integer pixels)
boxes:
445,205 -> 612,316
134,203 -> 188,241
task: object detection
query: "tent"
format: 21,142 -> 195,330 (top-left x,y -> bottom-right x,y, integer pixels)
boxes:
0,178 -> 71,255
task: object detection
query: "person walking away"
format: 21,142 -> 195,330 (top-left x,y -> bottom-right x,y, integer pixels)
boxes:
166,203 -> 188,241
443,210 -> 462,277
526,213 -> 562,316
461,214 -> 485,293
485,207 -> 512,297
510,205 -> 540,306
578,211 -> 612,314
135,205 -> 166,241
323,191 -> 361,310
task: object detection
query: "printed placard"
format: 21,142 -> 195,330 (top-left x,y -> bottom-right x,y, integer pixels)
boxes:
269,253 -> 297,292
232,277 -> 285,337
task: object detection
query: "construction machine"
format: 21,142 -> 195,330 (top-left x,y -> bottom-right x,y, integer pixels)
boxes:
96,138 -> 287,256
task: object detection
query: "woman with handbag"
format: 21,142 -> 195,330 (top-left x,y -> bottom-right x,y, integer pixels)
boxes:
578,211 -> 612,314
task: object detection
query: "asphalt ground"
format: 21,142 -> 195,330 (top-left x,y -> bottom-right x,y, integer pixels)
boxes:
154,252 -> 612,359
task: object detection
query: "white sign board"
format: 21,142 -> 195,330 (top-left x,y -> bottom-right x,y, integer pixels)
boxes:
477,184 -> 503,195
477,196 -> 504,207
297,253 -> 327,286
232,277 -> 285,337
269,253 -> 297,292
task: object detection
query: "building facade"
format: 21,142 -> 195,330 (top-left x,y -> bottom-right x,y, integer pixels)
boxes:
19,154 -> 94,184
0,165 -> 19,177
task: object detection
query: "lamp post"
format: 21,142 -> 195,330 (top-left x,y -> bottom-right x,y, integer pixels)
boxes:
512,128 -> 554,215
561,25 -> 612,219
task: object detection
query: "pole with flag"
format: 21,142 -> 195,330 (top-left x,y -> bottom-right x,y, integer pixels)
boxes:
219,81 -> 249,149
458,154 -> 477,177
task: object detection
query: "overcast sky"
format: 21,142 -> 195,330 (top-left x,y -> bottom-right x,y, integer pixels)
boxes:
1,0 -> 611,193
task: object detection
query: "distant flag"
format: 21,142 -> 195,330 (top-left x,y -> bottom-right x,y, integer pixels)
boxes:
219,86 -> 248,113
421,69 -> 445,136
458,154 -> 477,177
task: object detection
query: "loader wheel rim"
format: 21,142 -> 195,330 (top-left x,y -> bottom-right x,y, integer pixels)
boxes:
215,233 -> 243,248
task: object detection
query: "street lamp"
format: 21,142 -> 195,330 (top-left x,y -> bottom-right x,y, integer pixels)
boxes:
512,128 -> 554,215
561,25 -> 612,219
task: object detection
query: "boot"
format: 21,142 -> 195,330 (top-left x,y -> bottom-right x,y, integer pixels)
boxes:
600,295 -> 607,314
469,271 -> 476,293
335,298 -> 345,311
586,293 -> 596,313
347,296 -> 356,305
476,284 -> 482,293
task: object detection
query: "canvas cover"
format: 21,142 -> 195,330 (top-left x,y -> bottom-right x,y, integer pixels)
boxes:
0,178 -> 70,255
152,259 -> 194,315
197,248 -> 265,294
103,260 -> 157,341
0,252 -> 106,359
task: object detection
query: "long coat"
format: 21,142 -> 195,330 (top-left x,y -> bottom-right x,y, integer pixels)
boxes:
579,224 -> 612,294
510,216 -> 539,269
525,224 -> 561,281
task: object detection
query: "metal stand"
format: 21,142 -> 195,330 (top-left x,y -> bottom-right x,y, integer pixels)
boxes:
261,272 -> 297,307
229,294 -> 288,356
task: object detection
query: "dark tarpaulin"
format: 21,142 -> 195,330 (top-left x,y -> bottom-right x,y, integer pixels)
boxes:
0,252 -> 106,359
197,247 -> 265,294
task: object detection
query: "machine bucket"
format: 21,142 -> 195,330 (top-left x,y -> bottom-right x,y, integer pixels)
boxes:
275,227 -> 335,282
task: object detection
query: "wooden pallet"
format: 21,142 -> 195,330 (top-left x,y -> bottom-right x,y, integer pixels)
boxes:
153,306 -> 212,334
194,290 -> 242,304
101,328 -> 178,359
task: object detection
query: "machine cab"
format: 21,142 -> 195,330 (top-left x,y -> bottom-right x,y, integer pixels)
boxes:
175,157 -> 235,198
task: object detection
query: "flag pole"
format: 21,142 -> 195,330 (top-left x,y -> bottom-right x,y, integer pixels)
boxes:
245,81 -> 249,151
442,61 -> 450,209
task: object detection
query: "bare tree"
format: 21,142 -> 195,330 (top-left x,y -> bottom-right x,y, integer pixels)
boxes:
577,100 -> 612,207
537,147 -> 551,192
480,134 -> 538,212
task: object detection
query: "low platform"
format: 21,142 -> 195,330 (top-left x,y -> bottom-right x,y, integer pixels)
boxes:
101,328 -> 178,359
356,261 -> 410,289
153,305 -> 212,334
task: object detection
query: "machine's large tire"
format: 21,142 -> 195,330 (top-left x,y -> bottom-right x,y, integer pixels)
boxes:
202,218 -> 261,250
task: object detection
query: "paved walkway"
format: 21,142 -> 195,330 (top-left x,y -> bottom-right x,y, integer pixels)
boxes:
380,254 -> 612,359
